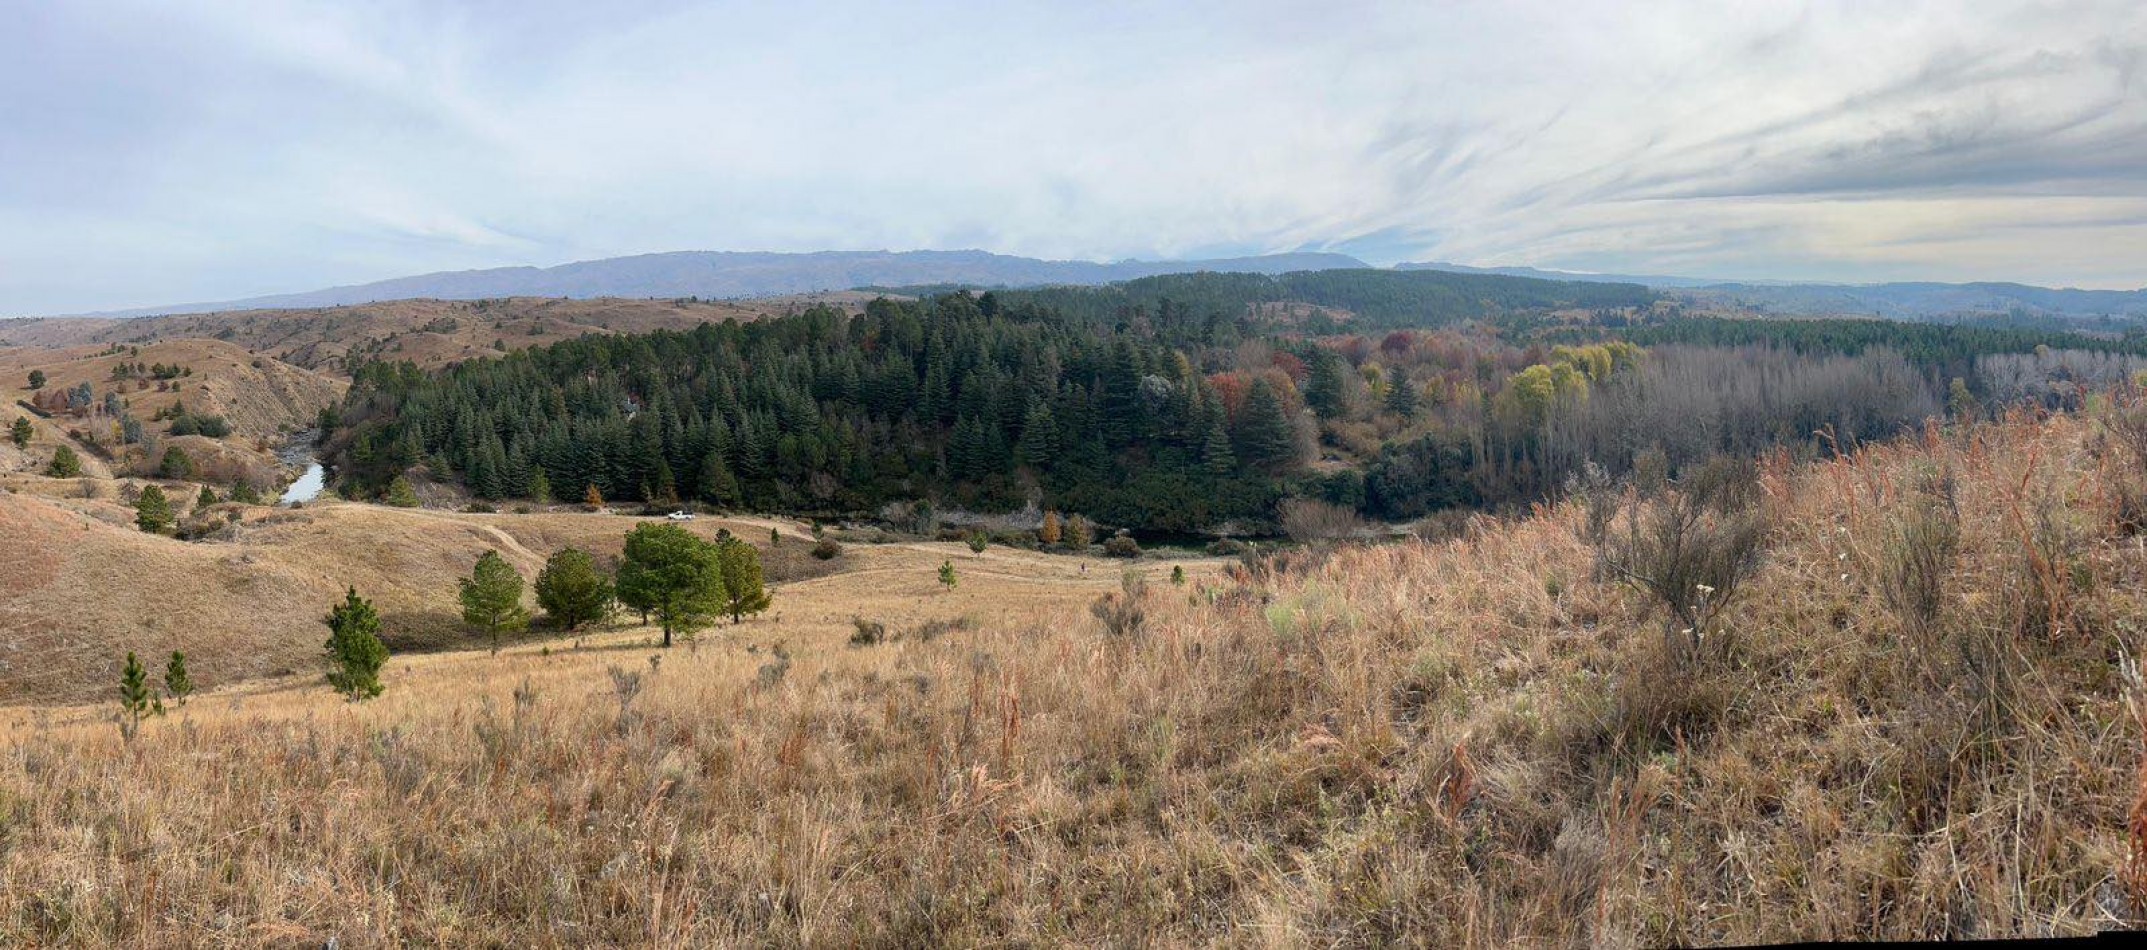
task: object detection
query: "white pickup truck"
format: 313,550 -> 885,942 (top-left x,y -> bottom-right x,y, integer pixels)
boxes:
665,511 -> 696,522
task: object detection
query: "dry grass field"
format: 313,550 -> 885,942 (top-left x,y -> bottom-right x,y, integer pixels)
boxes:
1,410 -> 2144,945
0,292 -> 889,373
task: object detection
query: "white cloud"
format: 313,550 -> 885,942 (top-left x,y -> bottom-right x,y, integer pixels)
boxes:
1,0 -> 2143,313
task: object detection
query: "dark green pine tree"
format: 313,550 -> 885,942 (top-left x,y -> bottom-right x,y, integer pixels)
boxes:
1201,412 -> 1237,478
1385,373 -> 1419,418
1017,397 -> 1058,471
1233,379 -> 1297,473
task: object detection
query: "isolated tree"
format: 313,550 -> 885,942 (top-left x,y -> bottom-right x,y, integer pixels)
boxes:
1064,514 -> 1094,549
615,523 -> 725,647
938,560 -> 958,591
230,481 -> 262,505
769,526 -> 781,546
1038,511 -> 1063,545
966,531 -> 989,556
459,550 -> 530,653
583,483 -> 604,511
8,416 -> 30,448
134,484 -> 174,534
118,651 -> 163,741
47,444 -> 82,478
535,547 -> 614,631
529,469 -> 553,504
26,369 -> 44,390
1171,565 -> 1187,586
384,475 -> 420,507
164,651 -> 194,706
715,535 -> 772,624
196,485 -> 220,507
323,587 -> 388,700
158,445 -> 195,480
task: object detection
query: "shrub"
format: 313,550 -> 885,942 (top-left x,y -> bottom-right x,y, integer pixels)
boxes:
848,617 -> 887,647
1591,455 -> 1768,660
1089,571 -> 1148,637
811,538 -> 843,560
965,531 -> 989,555
1103,534 -> 1141,558
1877,471 -> 1960,639
1207,538 -> 1249,557
384,476 -> 420,508
46,445 -> 82,478
1278,497 -> 1366,542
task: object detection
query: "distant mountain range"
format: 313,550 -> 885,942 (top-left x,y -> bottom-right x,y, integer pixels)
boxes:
67,249 -> 2147,323
94,249 -> 1372,318
1400,261 -> 2147,321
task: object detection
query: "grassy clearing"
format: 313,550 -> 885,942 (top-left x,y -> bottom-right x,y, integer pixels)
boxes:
1,410 -> 2143,944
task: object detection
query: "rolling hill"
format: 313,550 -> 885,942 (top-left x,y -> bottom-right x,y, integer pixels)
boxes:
67,249 -> 1371,318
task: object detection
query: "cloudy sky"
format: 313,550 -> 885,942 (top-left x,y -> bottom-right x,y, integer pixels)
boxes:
3,0 -> 2144,314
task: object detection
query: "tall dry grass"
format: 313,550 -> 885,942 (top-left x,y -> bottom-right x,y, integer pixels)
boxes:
2,410 -> 2144,945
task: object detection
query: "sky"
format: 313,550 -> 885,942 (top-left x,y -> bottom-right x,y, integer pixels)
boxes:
2,0 -> 2145,315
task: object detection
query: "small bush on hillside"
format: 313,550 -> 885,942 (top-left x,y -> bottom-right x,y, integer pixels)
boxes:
966,531 -> 989,555
1592,455 -> 1768,661
848,617 -> 887,647
1103,533 -> 1141,558
1207,537 -> 1249,557
163,651 -> 193,706
811,538 -> 843,560
46,444 -> 82,478
1090,570 -> 1148,638
1878,468 -> 1960,639
463,502 -> 496,514
134,484 -> 175,535
384,475 -> 420,507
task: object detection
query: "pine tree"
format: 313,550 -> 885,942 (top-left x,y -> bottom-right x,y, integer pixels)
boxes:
384,475 -> 420,507
135,484 -> 174,534
164,651 -> 193,706
715,535 -> 772,624
1201,413 -> 1236,477
459,550 -> 530,653
47,444 -> 82,478
26,369 -> 44,390
536,547 -> 614,631
529,468 -> 553,504
8,416 -> 30,448
1384,373 -> 1419,418
158,445 -> 195,480
323,587 -> 388,700
1171,565 -> 1187,585
583,483 -> 605,511
615,523 -> 725,648
118,651 -> 162,741
1039,511 -> 1063,545
1305,353 -> 1350,419
231,481 -> 262,505
938,560 -> 958,590
1233,379 -> 1297,472
196,485 -> 220,507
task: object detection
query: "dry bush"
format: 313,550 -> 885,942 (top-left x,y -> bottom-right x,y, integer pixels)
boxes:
1279,496 -> 1368,543
1877,464 -> 1960,639
1593,454 -> 1768,659
1089,570 -> 1148,638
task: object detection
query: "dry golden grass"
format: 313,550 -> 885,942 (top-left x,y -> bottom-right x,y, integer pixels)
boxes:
0,292 -> 888,373
1,411 -> 2143,945
0,338 -> 344,442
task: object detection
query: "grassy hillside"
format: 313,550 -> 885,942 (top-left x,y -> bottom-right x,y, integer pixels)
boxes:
0,493 -> 877,704
0,293 -> 885,373
0,408 -> 2140,943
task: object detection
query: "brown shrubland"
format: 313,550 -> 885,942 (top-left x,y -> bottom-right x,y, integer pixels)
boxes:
0,409 -> 2143,944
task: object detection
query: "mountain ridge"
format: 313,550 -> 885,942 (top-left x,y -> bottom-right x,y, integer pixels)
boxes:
83,249 -> 1373,318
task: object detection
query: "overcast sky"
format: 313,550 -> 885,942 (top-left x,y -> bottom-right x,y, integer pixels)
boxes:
3,0 -> 2144,314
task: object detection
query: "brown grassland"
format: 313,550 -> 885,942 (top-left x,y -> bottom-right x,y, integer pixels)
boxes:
1,409 -> 2145,945
0,293 -> 887,373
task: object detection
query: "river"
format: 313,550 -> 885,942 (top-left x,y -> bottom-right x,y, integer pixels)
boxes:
276,430 -> 327,506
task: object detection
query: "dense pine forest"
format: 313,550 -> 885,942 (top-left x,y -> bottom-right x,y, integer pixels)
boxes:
326,270 -> 2147,534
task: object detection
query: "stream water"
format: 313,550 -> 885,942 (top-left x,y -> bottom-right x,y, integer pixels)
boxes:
276,430 -> 326,506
